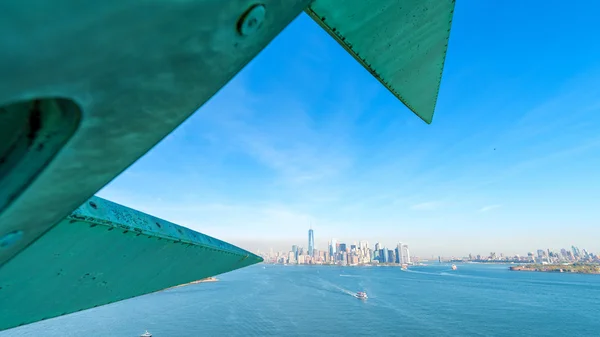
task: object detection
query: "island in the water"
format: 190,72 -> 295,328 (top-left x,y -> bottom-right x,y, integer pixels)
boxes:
510,264 -> 600,274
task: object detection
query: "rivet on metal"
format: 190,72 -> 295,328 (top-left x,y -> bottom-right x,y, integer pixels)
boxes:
238,4 -> 266,36
0,230 -> 24,249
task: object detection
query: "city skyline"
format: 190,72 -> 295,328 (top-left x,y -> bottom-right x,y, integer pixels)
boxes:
257,229 -> 600,266
97,4 -> 600,255
259,229 -> 414,266
228,230 -> 600,259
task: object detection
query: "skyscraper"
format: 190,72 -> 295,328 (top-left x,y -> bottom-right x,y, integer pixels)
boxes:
292,245 -> 298,261
396,242 -> 410,264
308,228 -> 314,257
402,244 -> 411,264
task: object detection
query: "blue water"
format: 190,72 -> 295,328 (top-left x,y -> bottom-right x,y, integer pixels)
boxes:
3,263 -> 600,336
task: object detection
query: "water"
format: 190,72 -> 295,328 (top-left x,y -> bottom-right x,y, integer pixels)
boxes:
3,263 -> 600,336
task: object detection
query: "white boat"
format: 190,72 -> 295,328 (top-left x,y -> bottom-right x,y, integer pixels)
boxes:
140,331 -> 152,337
451,264 -> 457,270
355,291 -> 368,300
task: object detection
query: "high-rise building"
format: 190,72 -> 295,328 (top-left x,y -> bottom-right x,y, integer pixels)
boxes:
388,249 -> 395,263
536,249 -> 544,258
292,245 -> 298,261
572,246 -> 581,258
379,248 -> 387,263
308,229 -> 314,257
402,244 -> 411,264
330,238 -> 337,256
396,242 -> 410,264
359,241 -> 369,252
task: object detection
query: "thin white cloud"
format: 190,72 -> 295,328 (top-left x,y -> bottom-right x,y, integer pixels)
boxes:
479,204 -> 501,212
410,201 -> 441,211
194,79 -> 355,188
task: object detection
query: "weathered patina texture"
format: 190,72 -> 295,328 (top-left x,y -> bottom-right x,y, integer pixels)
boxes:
0,196 -> 262,331
306,0 -> 455,123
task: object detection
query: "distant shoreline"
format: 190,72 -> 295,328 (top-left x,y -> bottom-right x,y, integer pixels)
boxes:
509,264 -> 600,275
163,277 -> 219,291
262,263 -> 419,268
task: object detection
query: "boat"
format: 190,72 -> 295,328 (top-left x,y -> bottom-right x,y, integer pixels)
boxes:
140,330 -> 152,337
451,264 -> 457,270
355,291 -> 368,300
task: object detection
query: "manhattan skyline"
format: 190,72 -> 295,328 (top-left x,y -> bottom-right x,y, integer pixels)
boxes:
256,228 -> 599,265
97,2 -> 600,256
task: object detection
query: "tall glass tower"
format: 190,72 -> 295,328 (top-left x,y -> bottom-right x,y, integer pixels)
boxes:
308,229 -> 314,257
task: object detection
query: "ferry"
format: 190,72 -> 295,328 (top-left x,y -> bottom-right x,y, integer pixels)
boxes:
140,330 -> 152,337
355,291 -> 368,300
451,264 -> 457,270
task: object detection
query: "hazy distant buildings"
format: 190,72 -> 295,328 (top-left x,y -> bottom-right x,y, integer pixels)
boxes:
388,249 -> 395,264
572,246 -> 581,258
257,231 -> 426,267
395,242 -> 410,264
329,238 -> 337,257
292,245 -> 298,261
379,248 -> 387,263
257,228 -> 598,267
308,229 -> 314,257
402,244 -> 411,264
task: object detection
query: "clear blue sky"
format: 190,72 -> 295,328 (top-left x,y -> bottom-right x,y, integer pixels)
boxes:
99,1 -> 600,257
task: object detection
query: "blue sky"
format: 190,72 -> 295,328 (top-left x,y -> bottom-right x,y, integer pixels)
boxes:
99,1 -> 600,257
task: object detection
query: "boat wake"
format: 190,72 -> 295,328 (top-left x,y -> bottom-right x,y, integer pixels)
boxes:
403,269 -> 462,277
334,285 -> 356,297
319,279 -> 357,297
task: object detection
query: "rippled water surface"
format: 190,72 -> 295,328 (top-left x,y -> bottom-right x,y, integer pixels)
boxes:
4,263 -> 600,336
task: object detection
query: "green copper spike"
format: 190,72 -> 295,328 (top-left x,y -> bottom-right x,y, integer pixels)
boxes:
306,0 -> 455,123
0,196 -> 262,331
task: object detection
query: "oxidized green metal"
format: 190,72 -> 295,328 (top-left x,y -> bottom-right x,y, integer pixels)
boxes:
0,0 -> 455,332
0,0 -> 312,267
0,196 -> 262,331
306,0 -> 455,123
